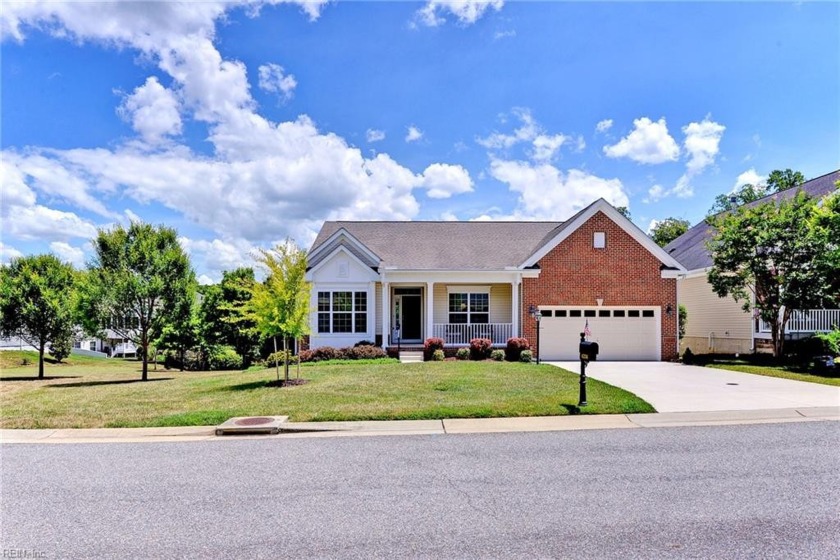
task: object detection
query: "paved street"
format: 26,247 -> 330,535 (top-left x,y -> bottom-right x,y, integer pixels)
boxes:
549,361 -> 840,412
2,422 -> 839,559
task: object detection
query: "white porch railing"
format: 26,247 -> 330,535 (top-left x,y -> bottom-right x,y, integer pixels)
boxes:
111,343 -> 138,357
759,309 -> 840,334
432,323 -> 513,346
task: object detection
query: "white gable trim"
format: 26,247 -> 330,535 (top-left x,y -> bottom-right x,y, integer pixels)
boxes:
305,246 -> 380,282
308,227 -> 381,265
519,199 -> 687,271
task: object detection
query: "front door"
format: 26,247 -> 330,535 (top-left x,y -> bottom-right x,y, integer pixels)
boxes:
394,291 -> 423,343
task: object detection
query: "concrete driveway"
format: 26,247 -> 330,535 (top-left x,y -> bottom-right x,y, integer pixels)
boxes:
548,361 -> 840,412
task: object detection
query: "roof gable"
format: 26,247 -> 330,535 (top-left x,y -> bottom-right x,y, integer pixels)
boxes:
520,199 -> 686,271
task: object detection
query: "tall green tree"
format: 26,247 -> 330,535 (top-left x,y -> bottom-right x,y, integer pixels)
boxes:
154,281 -> 200,371
650,218 -> 690,247
615,206 -> 631,220
0,254 -> 77,378
707,168 -> 806,215
232,242 -> 310,382
199,268 -> 260,366
707,192 -> 828,358
78,223 -> 195,381
807,184 -> 840,306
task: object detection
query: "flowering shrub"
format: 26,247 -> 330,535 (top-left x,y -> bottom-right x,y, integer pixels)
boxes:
490,349 -> 505,361
469,338 -> 493,360
505,337 -> 530,362
432,349 -> 445,361
520,350 -> 533,363
424,337 -> 445,361
456,347 -> 470,360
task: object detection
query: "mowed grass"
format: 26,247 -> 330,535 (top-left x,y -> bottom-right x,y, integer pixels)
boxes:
0,351 -> 654,429
707,361 -> 840,387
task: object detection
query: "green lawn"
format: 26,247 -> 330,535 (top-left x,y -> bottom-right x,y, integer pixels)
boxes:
707,362 -> 840,387
0,351 -> 654,428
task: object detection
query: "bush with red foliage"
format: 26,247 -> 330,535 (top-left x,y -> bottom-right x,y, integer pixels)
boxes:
345,344 -> 388,360
469,338 -> 493,360
424,337 -> 445,361
505,337 -> 530,362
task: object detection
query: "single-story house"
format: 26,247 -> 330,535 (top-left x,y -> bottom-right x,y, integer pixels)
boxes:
665,169 -> 840,355
305,199 -> 685,361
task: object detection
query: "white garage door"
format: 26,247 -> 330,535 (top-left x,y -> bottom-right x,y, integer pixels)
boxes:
538,307 -> 660,361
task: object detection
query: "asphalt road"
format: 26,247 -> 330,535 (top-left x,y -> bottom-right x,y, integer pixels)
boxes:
2,422 -> 839,559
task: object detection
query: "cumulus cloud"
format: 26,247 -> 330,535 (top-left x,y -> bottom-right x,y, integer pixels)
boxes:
488,159 -> 628,221
0,1 -> 477,279
0,242 -> 24,264
595,119 -> 613,133
733,168 -> 766,191
117,76 -> 182,143
478,108 -> 572,162
683,117 -> 725,175
643,184 -> 666,204
366,129 -> 385,143
419,163 -> 474,199
405,126 -> 424,143
416,0 -> 503,27
603,117 -> 680,164
178,236 -> 255,277
257,63 -> 297,101
49,241 -> 87,268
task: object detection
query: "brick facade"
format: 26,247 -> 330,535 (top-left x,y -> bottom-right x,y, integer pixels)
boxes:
522,211 -> 678,360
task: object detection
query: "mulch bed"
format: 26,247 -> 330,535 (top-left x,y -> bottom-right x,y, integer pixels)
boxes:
265,378 -> 309,388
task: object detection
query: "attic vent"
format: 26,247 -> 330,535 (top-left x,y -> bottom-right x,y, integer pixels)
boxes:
338,260 -> 349,278
593,232 -> 606,249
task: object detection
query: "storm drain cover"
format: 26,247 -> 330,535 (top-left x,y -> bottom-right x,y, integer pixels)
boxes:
726,383 -> 739,386
215,416 -> 288,436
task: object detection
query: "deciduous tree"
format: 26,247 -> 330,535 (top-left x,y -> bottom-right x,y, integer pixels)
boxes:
650,218 -> 690,247
78,223 -> 195,381
0,254 -> 77,378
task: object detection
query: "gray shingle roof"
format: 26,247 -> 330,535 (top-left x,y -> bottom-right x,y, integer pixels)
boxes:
310,221 -> 566,270
665,170 -> 840,271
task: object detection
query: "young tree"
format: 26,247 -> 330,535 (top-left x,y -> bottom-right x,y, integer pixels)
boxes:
0,254 -> 77,378
232,242 -> 310,382
650,218 -> 690,247
78,223 -> 195,381
706,192 -> 828,358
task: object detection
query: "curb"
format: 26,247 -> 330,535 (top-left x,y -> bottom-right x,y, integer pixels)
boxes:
1,407 -> 837,444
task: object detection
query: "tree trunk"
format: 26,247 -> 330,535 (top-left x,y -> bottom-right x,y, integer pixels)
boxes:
38,340 -> 46,379
283,336 -> 290,382
273,336 -> 280,381
141,334 -> 149,381
296,337 -> 301,379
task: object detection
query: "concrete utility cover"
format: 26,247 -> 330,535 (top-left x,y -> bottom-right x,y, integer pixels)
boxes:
547,361 -> 840,412
215,416 -> 288,436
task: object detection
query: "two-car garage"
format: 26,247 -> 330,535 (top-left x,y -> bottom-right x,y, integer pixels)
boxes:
537,306 -> 661,361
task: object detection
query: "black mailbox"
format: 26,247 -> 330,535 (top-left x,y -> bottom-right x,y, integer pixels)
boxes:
579,341 -> 599,361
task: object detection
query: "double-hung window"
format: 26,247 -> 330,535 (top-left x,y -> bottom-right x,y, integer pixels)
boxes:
448,292 -> 489,324
318,291 -> 367,333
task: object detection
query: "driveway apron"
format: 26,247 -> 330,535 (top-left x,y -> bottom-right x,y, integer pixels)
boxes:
547,361 -> 840,412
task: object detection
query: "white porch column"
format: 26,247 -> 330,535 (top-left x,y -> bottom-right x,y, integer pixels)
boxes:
512,278 -> 520,337
426,282 -> 434,342
382,279 -> 390,347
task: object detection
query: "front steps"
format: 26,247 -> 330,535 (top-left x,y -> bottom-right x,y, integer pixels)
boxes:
399,351 -> 424,364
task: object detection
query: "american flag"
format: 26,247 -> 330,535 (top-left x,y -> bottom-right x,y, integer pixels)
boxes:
584,319 -> 591,339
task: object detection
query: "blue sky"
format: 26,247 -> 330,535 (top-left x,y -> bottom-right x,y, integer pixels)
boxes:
2,1 -> 838,282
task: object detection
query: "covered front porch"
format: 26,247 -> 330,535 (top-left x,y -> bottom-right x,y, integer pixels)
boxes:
381,272 -> 526,348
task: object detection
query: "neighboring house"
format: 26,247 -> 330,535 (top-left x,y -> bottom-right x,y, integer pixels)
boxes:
665,169 -> 840,355
306,199 -> 685,361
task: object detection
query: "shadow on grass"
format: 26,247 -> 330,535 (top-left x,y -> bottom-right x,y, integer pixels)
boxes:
219,380 -> 270,392
47,378 -> 174,388
560,404 -> 581,415
0,376 -> 82,381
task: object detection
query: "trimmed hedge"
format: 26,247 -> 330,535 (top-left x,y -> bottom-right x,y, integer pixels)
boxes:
505,337 -> 530,362
469,338 -> 493,360
297,345 -> 388,363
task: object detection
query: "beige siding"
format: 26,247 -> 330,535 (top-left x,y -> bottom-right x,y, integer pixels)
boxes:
680,274 -> 753,354
375,282 -> 382,335
433,283 -> 513,324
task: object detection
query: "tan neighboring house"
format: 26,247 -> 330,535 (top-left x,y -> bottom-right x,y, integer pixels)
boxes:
665,169 -> 840,355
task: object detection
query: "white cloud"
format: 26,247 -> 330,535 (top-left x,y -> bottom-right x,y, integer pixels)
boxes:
645,219 -> 661,235
671,175 -> 694,199
643,184 -> 666,203
405,126 -> 424,143
603,117 -> 680,164
197,274 -> 216,285
733,168 -> 766,191
494,29 -> 516,40
478,108 -> 574,163
420,163 -> 474,199
489,159 -> 628,220
178,236 -> 255,278
4,204 -> 98,242
532,134 -> 568,162
366,129 -> 385,143
683,117 -> 725,174
416,0 -> 503,27
595,119 -> 613,133
257,63 -> 297,101
117,76 -> 182,143
440,211 -> 459,221
0,242 -> 24,264
49,241 -> 87,268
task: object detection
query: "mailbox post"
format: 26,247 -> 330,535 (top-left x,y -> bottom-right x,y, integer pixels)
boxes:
578,333 -> 599,407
